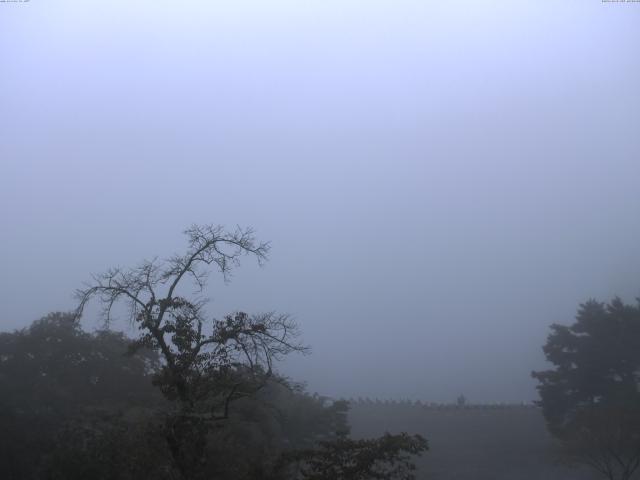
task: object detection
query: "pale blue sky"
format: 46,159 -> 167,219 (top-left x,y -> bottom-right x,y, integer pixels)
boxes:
1,0 -> 639,402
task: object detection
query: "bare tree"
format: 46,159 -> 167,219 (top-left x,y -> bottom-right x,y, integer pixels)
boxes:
75,224 -> 308,479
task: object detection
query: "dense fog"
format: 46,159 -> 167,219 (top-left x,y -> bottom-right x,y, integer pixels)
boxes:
2,0 -> 639,406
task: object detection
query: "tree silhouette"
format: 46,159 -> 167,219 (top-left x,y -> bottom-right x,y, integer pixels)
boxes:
0,312 -> 163,479
75,224 -> 307,479
532,297 -> 640,480
74,223 -> 428,480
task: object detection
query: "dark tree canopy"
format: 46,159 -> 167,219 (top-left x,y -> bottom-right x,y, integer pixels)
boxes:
532,297 -> 640,480
273,432 -> 428,480
0,312 -> 163,479
0,313 -> 360,480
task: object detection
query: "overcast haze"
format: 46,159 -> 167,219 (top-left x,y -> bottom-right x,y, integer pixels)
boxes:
1,0 -> 640,403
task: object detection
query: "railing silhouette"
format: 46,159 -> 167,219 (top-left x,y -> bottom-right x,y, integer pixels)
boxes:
340,397 -> 539,410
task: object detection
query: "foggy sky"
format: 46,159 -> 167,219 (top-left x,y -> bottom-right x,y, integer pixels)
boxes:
1,0 -> 640,403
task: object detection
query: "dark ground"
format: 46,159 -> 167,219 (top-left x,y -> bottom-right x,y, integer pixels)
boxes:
348,402 -> 602,480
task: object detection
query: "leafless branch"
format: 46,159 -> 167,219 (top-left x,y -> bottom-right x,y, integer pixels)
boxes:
74,224 -> 304,424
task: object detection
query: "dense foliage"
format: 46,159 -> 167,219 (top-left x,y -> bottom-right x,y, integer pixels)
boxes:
532,297 -> 640,480
0,312 -> 162,479
0,313 -> 424,479
274,432 -> 427,480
